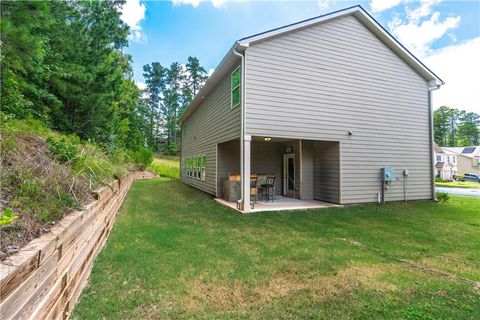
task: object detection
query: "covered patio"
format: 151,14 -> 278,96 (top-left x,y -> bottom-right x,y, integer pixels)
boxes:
216,136 -> 341,213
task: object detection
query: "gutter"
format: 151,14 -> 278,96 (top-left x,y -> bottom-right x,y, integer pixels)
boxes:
428,81 -> 441,200
232,46 -> 247,211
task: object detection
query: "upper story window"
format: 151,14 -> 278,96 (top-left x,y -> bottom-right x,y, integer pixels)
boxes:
436,155 -> 442,162
231,67 -> 240,108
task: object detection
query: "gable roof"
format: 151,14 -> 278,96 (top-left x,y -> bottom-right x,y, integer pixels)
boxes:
433,142 -> 444,154
179,5 -> 444,124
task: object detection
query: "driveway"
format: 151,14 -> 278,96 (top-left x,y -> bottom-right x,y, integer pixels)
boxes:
436,187 -> 480,197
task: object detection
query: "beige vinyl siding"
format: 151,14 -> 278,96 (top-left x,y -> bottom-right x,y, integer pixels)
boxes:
217,139 -> 240,197
181,66 -> 241,196
251,141 -> 283,195
313,141 -> 341,203
300,140 -> 314,200
244,15 -> 432,203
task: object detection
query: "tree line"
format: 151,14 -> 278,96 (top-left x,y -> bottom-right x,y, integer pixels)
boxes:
1,0 -> 146,150
433,106 -> 479,147
141,57 -> 208,154
1,0 -> 209,155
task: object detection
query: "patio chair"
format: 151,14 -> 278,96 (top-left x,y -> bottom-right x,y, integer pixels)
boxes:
261,176 -> 276,202
250,176 -> 258,209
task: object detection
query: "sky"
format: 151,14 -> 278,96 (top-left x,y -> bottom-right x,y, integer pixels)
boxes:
120,0 -> 480,112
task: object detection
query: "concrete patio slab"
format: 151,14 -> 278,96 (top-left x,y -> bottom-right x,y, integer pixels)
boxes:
214,195 -> 342,213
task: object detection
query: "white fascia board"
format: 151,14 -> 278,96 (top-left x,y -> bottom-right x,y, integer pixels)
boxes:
238,7 -> 358,47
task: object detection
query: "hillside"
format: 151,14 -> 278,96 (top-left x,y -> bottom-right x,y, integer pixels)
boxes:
0,119 -> 152,260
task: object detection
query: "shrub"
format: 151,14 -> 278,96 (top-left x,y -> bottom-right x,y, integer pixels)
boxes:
129,148 -> 153,170
435,176 -> 443,182
455,175 -> 464,182
0,209 -> 18,226
436,192 -> 450,203
46,136 -> 79,163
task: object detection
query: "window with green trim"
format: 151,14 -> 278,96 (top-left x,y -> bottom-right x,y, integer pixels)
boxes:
231,67 -> 240,108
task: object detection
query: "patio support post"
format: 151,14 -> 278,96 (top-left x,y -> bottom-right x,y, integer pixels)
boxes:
242,135 -> 251,212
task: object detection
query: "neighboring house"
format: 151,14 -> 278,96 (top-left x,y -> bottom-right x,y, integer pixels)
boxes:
443,146 -> 480,175
179,6 -> 443,212
433,143 -> 457,181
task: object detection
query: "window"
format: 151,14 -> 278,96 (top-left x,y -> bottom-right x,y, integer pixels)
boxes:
436,155 -> 442,162
193,157 -> 197,178
231,67 -> 240,108
184,155 -> 206,180
201,155 -> 206,181
189,157 -> 193,177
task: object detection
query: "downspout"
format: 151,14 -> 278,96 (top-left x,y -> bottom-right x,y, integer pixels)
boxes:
233,46 -> 246,210
428,81 -> 441,201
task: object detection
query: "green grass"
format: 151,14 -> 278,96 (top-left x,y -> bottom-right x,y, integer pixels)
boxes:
435,181 -> 480,189
73,179 -> 480,319
148,156 -> 180,180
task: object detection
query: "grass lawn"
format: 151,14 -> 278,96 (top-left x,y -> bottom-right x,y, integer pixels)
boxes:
73,179 -> 480,319
436,181 -> 480,189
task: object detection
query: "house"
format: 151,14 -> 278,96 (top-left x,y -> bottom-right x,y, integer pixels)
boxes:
433,143 -> 457,181
179,6 -> 444,212
443,146 -> 480,176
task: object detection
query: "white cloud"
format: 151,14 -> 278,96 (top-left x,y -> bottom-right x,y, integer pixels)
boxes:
136,81 -> 147,90
172,0 -> 201,8
208,68 -> 215,77
386,0 -> 460,58
121,0 -> 146,42
426,37 -> 480,112
406,0 -> 441,22
370,0 -> 404,13
317,0 -> 335,10
212,0 -> 227,8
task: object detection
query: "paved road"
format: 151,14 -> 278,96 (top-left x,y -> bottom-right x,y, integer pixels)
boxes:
436,187 -> 480,197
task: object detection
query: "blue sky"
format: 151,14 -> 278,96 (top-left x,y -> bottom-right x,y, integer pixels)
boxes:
121,0 -> 480,111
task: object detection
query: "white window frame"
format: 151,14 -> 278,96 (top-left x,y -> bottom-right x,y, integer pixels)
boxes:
201,155 -> 206,181
231,66 -> 241,109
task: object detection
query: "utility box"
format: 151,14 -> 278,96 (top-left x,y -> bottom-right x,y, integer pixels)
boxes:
381,167 -> 396,182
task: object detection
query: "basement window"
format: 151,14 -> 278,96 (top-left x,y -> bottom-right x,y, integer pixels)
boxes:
231,67 -> 240,108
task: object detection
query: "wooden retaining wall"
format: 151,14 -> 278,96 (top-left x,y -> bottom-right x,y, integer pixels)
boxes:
0,171 -> 155,320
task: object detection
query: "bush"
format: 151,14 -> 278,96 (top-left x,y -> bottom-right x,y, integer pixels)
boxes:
436,192 -> 450,203
129,148 -> 153,170
455,175 -> 464,182
46,136 -> 79,163
435,176 -> 443,182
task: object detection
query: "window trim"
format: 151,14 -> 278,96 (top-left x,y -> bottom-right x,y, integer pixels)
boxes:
201,155 -> 206,181
184,155 -> 207,181
231,66 -> 241,109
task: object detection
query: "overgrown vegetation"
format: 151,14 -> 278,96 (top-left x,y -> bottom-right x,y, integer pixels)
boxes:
435,192 -> 450,202
73,179 -> 480,319
149,156 -> 180,180
0,118 -> 152,258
